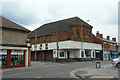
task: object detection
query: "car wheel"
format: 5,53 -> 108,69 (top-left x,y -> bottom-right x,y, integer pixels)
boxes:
116,63 -> 120,68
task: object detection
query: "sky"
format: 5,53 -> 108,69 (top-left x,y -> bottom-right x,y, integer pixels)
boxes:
0,0 -> 119,42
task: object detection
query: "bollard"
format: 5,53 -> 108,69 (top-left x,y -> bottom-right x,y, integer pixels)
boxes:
96,61 -> 101,68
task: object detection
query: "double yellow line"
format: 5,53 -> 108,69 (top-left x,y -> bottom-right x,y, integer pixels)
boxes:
70,66 -> 94,79
70,68 -> 81,79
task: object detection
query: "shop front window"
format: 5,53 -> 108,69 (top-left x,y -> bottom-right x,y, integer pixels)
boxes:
18,53 -> 24,65
85,49 -> 91,58
0,50 -> 7,66
11,52 -> 17,65
60,52 -> 65,57
11,50 -> 24,66
81,51 -> 84,58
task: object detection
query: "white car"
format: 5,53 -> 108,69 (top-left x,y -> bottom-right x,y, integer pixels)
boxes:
111,58 -> 120,68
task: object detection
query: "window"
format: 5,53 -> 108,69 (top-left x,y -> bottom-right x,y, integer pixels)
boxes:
0,50 -> 7,66
83,31 -> 85,35
11,50 -> 24,66
86,31 -> 88,35
68,37 -> 71,40
93,51 -> 95,58
81,51 -> 84,58
60,52 -> 64,57
76,29 -> 79,38
18,52 -> 24,65
85,49 -> 91,58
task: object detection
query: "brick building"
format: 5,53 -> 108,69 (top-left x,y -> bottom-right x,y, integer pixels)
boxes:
0,16 -> 31,68
94,31 -> 117,61
28,17 -> 102,61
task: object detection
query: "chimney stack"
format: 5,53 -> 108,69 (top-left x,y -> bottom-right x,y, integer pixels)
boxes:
112,38 -> 116,42
107,36 -> 110,40
96,31 -> 99,37
100,34 -> 103,38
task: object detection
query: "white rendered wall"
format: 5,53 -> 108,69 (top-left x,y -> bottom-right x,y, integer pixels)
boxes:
31,41 -> 102,51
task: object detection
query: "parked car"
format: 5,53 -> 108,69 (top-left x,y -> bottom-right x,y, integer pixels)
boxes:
111,58 -> 120,68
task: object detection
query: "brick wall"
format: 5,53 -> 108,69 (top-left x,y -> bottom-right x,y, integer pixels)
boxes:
29,25 -> 94,44
2,28 -> 29,45
29,31 -> 73,44
71,25 -> 93,43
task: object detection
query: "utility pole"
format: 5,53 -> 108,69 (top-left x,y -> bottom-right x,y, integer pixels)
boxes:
35,30 -> 37,61
81,22 -> 84,62
56,30 -> 59,62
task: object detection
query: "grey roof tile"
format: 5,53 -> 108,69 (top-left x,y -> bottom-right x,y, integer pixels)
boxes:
28,16 -> 92,38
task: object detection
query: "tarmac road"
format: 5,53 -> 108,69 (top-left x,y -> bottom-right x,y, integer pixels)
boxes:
2,61 -> 111,79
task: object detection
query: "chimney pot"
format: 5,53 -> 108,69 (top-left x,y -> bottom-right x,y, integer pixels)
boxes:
96,31 -> 99,37
107,36 -> 110,40
100,34 -> 103,38
112,38 -> 116,42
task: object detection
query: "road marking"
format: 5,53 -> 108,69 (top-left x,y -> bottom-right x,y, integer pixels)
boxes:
70,66 -> 94,79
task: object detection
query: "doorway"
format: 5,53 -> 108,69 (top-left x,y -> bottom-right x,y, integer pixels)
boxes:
67,51 -> 70,58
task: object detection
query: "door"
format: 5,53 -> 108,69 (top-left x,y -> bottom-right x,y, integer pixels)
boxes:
67,51 -> 70,58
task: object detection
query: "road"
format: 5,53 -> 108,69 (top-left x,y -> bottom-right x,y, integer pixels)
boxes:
2,61 -> 111,79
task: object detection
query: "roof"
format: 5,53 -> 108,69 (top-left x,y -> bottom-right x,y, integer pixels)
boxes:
28,16 -> 93,38
0,16 -> 30,32
95,36 -> 117,43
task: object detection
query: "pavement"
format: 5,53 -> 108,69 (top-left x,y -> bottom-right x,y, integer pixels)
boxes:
75,61 -> 120,80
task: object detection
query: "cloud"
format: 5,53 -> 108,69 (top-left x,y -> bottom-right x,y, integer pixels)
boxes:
1,0 -> 119,41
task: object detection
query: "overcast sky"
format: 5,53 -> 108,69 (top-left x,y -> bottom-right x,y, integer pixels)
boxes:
0,0 -> 119,42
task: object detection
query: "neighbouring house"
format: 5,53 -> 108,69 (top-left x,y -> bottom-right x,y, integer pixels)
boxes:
28,16 -> 103,62
94,31 -> 117,61
0,16 -> 31,68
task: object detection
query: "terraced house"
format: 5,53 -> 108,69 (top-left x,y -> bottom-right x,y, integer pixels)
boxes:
95,31 -> 117,61
28,17 -> 103,62
0,16 -> 31,68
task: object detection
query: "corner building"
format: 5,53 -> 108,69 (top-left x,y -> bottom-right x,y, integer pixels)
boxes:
28,17 -> 103,62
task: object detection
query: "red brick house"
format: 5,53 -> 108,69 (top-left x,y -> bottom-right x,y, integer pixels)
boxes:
28,17 -> 102,61
0,16 -> 31,68
94,31 -> 117,60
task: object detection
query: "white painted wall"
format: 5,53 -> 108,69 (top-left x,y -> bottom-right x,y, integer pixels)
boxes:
31,40 -> 102,51
69,50 -> 80,58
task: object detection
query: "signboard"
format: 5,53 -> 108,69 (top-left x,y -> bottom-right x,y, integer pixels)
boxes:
53,50 -> 57,58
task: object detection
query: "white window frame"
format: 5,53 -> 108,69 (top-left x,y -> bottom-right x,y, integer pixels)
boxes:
59,51 -> 65,58
91,50 -> 95,58
80,50 -> 85,58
